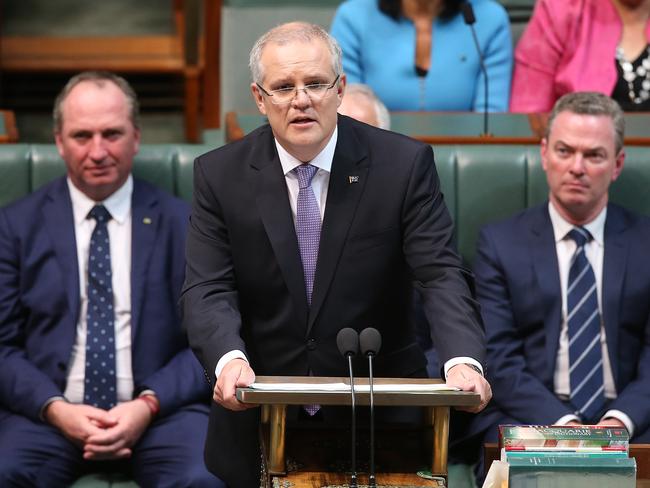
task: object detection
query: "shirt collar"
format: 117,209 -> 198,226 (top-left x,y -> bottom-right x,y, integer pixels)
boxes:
67,174 -> 133,225
548,201 -> 606,246
276,126 -> 338,175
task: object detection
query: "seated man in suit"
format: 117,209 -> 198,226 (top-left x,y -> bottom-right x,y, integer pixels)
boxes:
182,21 -> 492,488
338,83 -> 391,130
0,71 -> 224,487
470,91 -> 650,455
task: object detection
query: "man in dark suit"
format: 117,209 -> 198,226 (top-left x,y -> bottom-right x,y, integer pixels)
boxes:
469,92 -> 650,454
182,22 -> 491,488
0,71 -> 224,487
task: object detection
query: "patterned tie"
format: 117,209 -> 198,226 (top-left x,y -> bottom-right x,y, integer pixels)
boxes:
567,227 -> 605,422
294,165 -> 322,416
84,205 -> 117,409
294,164 -> 321,305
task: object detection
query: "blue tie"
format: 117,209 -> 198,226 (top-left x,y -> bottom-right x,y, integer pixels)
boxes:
567,227 -> 605,422
294,164 -> 321,305
84,205 -> 117,409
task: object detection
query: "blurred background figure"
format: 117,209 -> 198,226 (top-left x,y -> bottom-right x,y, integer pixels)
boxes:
330,0 -> 512,112
338,83 -> 391,129
511,0 -> 650,113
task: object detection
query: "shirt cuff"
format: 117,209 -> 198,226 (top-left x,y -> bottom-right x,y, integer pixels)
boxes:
601,410 -> 635,437
443,357 -> 484,379
40,396 -> 67,421
555,413 -> 581,425
215,350 -> 248,379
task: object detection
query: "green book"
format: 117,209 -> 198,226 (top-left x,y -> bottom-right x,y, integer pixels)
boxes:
508,456 -> 636,488
499,424 -> 629,451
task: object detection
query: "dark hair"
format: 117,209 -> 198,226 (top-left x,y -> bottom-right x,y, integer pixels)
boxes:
378,0 -> 464,20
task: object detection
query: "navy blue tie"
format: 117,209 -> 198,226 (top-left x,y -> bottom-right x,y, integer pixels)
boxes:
567,227 -> 605,422
84,205 -> 117,409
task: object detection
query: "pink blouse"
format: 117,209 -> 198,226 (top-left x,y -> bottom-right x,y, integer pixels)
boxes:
510,0 -> 650,112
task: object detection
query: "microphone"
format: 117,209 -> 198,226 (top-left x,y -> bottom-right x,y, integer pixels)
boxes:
337,328 -> 360,488
461,2 -> 491,137
359,327 -> 382,488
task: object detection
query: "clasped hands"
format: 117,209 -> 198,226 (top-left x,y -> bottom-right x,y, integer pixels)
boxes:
45,398 -> 154,460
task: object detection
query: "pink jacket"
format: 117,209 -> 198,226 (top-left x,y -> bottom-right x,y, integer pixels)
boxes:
510,0 -> 650,112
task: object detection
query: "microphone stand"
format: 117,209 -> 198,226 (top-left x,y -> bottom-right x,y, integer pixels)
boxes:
462,3 -> 491,137
367,351 -> 376,488
346,353 -> 358,488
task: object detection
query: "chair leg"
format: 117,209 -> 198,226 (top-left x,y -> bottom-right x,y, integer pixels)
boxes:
184,66 -> 201,142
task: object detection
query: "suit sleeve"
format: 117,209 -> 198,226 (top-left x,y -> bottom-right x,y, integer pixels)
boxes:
608,306 -> 650,435
135,200 -> 212,415
403,144 -> 486,368
474,226 -> 573,424
181,157 -> 247,383
0,209 -> 63,420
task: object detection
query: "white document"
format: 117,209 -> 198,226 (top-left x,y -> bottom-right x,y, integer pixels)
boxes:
249,382 -> 460,392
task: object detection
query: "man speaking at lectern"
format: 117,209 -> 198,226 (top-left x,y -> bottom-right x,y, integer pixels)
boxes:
182,22 -> 491,487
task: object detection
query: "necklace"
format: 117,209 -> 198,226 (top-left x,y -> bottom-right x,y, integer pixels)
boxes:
615,45 -> 650,104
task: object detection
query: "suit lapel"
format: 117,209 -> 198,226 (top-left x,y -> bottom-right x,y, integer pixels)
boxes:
130,180 -> 160,338
43,178 -> 80,324
601,205 -> 628,385
253,129 -> 310,326
529,204 -> 563,378
308,120 -> 368,331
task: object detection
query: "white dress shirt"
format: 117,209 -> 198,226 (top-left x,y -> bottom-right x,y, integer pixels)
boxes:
215,127 -> 482,380
548,202 -> 633,433
64,176 -> 134,404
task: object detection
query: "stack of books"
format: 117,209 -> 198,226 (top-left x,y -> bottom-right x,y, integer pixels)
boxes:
498,425 -> 636,488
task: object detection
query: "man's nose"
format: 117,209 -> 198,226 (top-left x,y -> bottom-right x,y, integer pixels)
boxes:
569,154 -> 586,174
89,136 -> 108,161
291,87 -> 312,108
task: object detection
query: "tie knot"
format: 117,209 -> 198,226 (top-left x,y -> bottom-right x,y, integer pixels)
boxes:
88,205 -> 111,224
294,164 -> 318,189
567,227 -> 592,248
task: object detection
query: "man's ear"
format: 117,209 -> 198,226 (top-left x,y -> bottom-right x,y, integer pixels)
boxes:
540,138 -> 549,172
251,83 -> 267,116
336,73 -> 347,108
611,149 -> 625,183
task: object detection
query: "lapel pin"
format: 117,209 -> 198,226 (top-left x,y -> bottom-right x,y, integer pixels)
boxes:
143,217 -> 152,225
348,176 -> 359,184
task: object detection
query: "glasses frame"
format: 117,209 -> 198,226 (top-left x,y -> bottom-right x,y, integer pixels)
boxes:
256,75 -> 340,105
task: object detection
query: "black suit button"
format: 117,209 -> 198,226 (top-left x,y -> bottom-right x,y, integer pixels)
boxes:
307,338 -> 317,351
57,362 -> 67,371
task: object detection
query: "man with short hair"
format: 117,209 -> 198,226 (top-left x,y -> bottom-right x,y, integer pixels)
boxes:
469,91 -> 650,450
0,71 -> 224,487
338,83 -> 391,130
182,22 -> 491,488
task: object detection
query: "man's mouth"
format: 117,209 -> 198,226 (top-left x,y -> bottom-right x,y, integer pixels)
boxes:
291,116 -> 315,125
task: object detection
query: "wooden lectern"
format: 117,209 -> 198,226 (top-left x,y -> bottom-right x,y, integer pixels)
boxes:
237,376 -> 480,488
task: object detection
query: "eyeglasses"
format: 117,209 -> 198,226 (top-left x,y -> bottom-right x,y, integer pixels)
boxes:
256,75 -> 340,105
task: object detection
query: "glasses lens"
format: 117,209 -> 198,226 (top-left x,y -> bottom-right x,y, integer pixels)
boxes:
272,88 -> 296,104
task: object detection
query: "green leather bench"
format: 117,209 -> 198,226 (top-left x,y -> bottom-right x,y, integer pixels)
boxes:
2,142 -> 649,263
1,142 -> 648,488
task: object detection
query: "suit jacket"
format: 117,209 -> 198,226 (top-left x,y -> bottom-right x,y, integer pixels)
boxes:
182,115 -> 485,486
0,176 -> 209,422
472,202 -> 650,437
